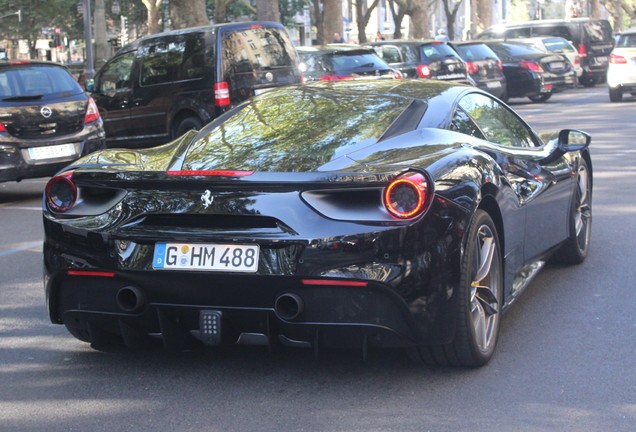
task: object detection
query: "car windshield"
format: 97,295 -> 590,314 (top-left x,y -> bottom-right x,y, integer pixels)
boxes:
182,85 -> 413,172
0,64 -> 80,99
616,33 -> 636,48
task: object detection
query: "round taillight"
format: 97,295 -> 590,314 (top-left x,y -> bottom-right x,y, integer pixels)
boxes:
383,172 -> 429,219
46,171 -> 77,212
466,61 -> 479,74
416,64 -> 431,79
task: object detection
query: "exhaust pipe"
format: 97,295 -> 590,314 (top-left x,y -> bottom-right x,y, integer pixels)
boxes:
274,293 -> 304,321
116,286 -> 146,313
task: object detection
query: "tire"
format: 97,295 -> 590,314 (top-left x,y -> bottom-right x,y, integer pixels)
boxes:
173,116 -> 203,139
580,75 -> 597,88
499,88 -> 509,103
553,158 -> 592,265
409,210 -> 503,367
528,93 -> 552,103
609,87 -> 623,103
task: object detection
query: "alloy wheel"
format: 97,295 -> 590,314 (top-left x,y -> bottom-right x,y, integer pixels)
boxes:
469,224 -> 501,352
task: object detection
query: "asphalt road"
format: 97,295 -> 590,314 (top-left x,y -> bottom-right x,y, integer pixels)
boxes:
1,86 -> 635,432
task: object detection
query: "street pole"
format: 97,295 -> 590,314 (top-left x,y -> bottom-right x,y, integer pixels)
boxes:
94,0 -> 109,70
82,0 -> 95,80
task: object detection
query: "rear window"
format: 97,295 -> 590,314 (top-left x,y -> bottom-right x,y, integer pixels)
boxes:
454,43 -> 499,61
330,51 -> 390,72
420,43 -> 460,61
583,20 -> 613,43
182,85 -> 411,172
489,42 -> 544,59
542,37 -> 576,53
0,65 -> 80,99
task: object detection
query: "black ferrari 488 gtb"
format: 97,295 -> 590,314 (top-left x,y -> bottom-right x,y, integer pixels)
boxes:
43,80 -> 592,367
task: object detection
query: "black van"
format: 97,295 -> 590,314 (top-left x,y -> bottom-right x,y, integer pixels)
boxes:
87,21 -> 301,148
477,18 -> 614,87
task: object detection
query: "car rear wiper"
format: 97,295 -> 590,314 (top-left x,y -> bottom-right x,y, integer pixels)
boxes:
2,94 -> 44,101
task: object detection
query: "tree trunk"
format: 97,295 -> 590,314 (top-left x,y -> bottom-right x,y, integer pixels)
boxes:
170,0 -> 209,29
388,0 -> 408,39
355,0 -> 381,44
323,0 -> 343,44
442,0 -> 463,40
472,0 -> 491,35
142,0 -> 163,34
313,0 -> 324,44
257,0 -> 281,22
409,1 -> 430,40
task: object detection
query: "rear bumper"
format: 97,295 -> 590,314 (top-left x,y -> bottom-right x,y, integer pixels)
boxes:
43,200 -> 469,351
45,269 -> 451,351
544,72 -> 578,93
473,78 -> 506,99
0,123 -> 105,182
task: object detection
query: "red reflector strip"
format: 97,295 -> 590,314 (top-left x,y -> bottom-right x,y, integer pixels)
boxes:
166,170 -> 254,177
67,270 -> 115,278
301,279 -> 368,287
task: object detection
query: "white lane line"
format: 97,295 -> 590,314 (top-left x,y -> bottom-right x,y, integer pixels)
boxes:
0,205 -> 41,211
0,241 -> 42,258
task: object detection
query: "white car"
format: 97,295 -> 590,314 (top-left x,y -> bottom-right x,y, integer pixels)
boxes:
607,29 -> 636,102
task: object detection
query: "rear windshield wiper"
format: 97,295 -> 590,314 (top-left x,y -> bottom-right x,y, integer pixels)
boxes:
2,94 -> 44,101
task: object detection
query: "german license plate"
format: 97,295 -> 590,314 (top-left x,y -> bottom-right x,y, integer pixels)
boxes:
28,143 -> 77,160
549,61 -> 565,70
486,81 -> 501,88
152,243 -> 259,272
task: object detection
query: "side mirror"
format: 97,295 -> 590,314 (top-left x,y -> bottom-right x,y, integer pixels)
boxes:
557,129 -> 591,153
85,78 -> 95,93
540,129 -> 590,164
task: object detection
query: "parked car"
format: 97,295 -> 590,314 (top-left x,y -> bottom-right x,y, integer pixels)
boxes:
607,28 -> 636,102
0,60 -> 105,183
365,40 -> 474,85
513,36 -> 583,78
87,21 -> 302,148
477,18 -> 614,86
297,45 -> 400,81
484,40 -> 578,102
43,79 -> 592,368
450,41 -> 507,100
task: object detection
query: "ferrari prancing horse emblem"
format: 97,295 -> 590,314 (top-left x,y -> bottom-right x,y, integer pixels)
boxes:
201,190 -> 213,208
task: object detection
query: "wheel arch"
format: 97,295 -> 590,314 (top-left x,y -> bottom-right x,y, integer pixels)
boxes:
581,150 -> 593,189
170,108 -> 204,139
477,187 -> 505,262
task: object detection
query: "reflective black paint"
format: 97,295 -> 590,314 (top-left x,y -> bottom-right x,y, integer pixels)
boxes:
43,80 -> 591,353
